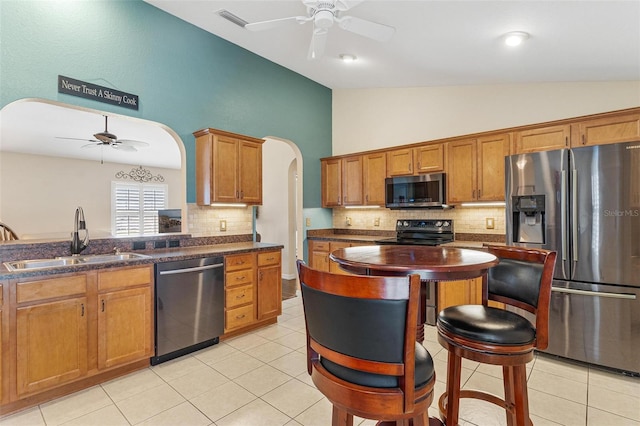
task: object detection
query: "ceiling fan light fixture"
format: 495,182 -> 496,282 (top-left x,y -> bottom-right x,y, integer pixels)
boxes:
340,53 -> 357,63
504,31 -> 529,47
94,131 -> 117,144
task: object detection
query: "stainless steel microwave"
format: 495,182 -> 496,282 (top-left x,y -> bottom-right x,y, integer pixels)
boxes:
385,173 -> 448,209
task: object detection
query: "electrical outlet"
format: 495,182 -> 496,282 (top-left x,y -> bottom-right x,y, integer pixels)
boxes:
220,220 -> 227,231
486,217 -> 495,229
306,217 -> 311,227
374,217 -> 380,227
346,217 -> 352,226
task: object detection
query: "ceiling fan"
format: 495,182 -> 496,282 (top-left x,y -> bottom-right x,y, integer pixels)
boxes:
56,115 -> 150,152
245,0 -> 395,60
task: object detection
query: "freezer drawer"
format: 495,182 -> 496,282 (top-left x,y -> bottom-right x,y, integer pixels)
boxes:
544,280 -> 640,374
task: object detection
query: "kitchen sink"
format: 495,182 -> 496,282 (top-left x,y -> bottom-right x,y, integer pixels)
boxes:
3,253 -> 151,271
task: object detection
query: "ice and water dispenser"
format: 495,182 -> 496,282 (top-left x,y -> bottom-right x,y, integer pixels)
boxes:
511,195 -> 546,244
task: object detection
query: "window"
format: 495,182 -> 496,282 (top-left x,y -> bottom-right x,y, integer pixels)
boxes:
112,182 -> 168,236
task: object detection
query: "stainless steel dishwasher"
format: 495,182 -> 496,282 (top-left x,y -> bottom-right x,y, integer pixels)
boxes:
151,256 -> 224,365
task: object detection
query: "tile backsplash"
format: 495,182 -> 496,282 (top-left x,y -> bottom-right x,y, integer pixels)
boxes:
333,207 -> 506,235
187,204 -> 253,237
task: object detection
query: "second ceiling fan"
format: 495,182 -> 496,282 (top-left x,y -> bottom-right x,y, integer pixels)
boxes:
245,0 -> 395,60
57,115 -> 149,152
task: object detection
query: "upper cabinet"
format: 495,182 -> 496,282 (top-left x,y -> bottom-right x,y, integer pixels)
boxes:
572,111 -> 640,147
386,143 -> 445,177
322,154 -> 385,207
514,125 -> 570,154
362,152 -> 386,206
447,134 -> 510,204
194,128 -> 264,205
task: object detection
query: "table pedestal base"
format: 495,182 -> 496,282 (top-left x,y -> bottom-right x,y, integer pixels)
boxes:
375,417 -> 444,426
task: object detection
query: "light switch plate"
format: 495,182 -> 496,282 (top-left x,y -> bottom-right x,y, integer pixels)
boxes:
220,220 -> 227,231
305,217 -> 311,227
486,218 -> 495,229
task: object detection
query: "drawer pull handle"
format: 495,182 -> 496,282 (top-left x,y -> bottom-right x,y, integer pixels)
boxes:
236,314 -> 246,319
267,257 -> 275,261
236,294 -> 245,299
236,276 -> 245,280
81,303 -> 85,317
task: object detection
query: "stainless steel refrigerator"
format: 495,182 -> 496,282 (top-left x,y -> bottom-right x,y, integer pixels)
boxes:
505,141 -> 640,374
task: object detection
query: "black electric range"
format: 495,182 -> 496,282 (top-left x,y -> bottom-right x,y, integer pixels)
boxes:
376,219 -> 454,246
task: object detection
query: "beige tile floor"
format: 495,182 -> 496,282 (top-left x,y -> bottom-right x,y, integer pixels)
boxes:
2,293 -> 639,426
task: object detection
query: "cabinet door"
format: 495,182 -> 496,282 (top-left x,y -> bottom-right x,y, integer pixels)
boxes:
363,152 -> 386,206
329,242 -> 352,275
238,140 -> 262,204
257,265 -> 281,320
213,135 -> 240,202
98,287 -> 151,369
386,148 -> 414,176
447,139 -> 477,203
17,297 -> 88,396
437,279 -> 481,313
573,112 -> 640,147
342,155 -> 364,205
477,134 -> 510,201
514,125 -> 570,153
321,158 -> 342,207
309,241 -> 330,271
414,144 -> 445,173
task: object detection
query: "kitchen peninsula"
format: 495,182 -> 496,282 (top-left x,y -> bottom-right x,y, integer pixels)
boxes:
0,234 -> 283,416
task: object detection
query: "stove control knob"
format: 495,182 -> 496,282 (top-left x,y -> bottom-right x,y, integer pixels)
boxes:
435,221 -> 442,227
403,221 -> 409,227
443,221 -> 450,227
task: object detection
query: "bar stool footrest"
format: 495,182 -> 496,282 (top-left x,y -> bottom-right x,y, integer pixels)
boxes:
439,389 -> 532,425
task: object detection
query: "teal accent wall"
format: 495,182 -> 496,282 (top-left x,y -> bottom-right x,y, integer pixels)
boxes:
0,0 -> 331,208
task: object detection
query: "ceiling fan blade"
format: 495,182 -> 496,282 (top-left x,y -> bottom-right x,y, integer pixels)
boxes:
112,144 -> 137,152
117,139 -> 150,148
55,136 -> 96,142
81,143 -> 100,149
245,16 -> 310,32
337,15 -> 395,41
307,28 -> 328,60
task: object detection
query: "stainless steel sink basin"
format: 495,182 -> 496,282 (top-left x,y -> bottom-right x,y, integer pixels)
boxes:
4,253 -> 151,272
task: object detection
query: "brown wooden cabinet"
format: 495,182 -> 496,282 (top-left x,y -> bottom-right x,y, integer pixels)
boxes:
447,134 -> 509,204
572,111 -> 640,147
9,266 -> 153,405
194,128 -> 264,205
308,241 -> 330,271
386,148 -> 414,176
15,274 -> 89,397
414,143 -> 445,173
438,278 -> 481,313
224,250 -> 282,335
321,156 -> 368,207
362,152 -> 386,206
257,251 -> 282,320
514,125 -> 570,153
97,266 -> 152,370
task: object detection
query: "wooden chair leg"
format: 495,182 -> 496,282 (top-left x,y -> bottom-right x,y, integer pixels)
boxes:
412,410 -> 428,426
332,405 -> 353,426
503,365 -> 531,426
444,350 -> 462,426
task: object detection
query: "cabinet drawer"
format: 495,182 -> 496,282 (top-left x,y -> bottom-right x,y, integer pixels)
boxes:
225,253 -> 255,271
226,270 -> 253,287
98,266 -> 152,292
311,241 -> 330,251
17,274 -> 88,304
258,251 -> 281,267
226,285 -> 254,309
225,304 -> 254,330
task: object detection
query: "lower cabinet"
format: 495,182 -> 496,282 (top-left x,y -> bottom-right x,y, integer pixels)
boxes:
16,296 -> 88,397
438,277 -> 504,312
224,250 -> 282,335
308,240 -> 367,275
7,266 -> 153,409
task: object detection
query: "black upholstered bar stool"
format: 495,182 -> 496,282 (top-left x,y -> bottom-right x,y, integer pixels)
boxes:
436,245 -> 556,426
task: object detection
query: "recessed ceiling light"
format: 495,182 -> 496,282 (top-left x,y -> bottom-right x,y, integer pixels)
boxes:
339,54 -> 357,63
504,31 -> 530,47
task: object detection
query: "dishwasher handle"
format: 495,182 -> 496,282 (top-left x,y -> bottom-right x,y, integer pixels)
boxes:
159,263 -> 224,275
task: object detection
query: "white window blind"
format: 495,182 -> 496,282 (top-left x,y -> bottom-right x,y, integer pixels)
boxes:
112,182 -> 167,236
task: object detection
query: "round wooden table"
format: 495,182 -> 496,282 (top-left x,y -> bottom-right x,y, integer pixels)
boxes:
330,245 -> 499,426
330,245 -> 499,341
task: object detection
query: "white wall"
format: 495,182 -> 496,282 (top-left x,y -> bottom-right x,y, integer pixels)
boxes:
257,139 -> 297,278
0,152 -> 181,239
332,81 -> 640,155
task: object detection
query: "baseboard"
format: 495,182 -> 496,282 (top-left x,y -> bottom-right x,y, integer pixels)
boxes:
282,273 -> 296,280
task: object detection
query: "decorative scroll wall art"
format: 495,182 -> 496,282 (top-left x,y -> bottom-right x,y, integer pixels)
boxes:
115,166 -> 165,182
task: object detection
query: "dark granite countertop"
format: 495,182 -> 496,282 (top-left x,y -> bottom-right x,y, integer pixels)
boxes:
0,242 -> 283,280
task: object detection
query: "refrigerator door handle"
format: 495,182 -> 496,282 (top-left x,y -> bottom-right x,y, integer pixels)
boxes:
571,168 -> 579,275
552,287 -> 637,300
561,169 -> 568,275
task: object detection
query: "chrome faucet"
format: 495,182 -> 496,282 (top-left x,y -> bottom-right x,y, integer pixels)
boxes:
70,206 -> 89,255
